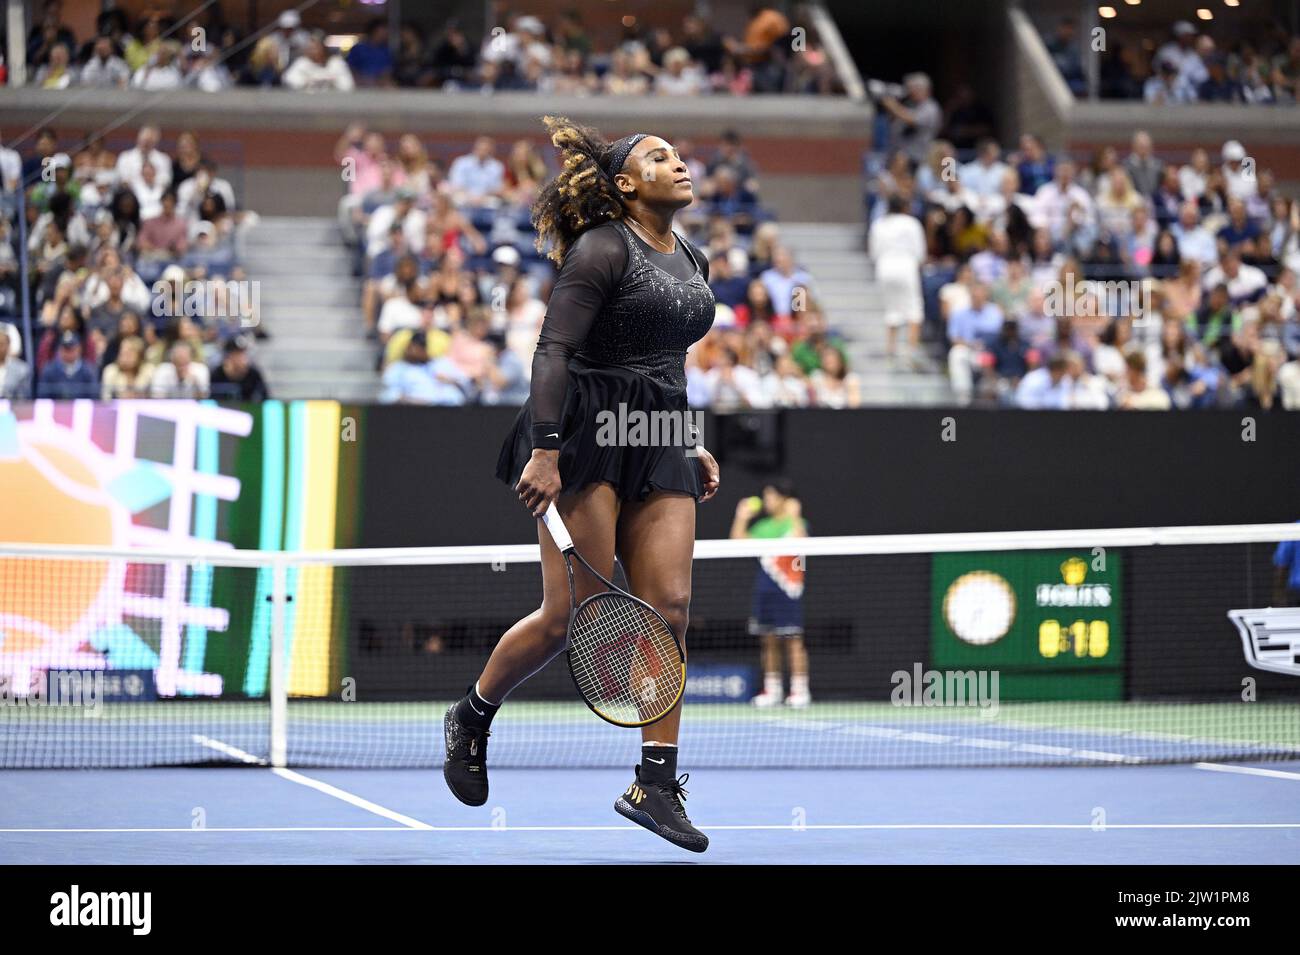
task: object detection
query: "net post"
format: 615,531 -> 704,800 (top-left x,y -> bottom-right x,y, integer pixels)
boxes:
269,558 -> 288,768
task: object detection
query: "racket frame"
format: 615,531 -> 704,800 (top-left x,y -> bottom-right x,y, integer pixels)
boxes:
542,503 -> 686,728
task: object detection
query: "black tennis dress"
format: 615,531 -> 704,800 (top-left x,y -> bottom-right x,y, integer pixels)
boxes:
496,220 -> 716,501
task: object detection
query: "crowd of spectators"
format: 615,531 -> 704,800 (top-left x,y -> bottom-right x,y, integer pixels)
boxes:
866,123 -> 1300,410
0,124 -> 269,400
21,3 -> 839,96
1045,15 -> 1300,105
343,126 -> 860,408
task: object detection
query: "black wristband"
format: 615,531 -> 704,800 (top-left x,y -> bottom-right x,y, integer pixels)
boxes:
531,422 -> 563,450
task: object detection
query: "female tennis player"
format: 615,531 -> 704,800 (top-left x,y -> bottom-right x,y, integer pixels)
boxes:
442,117 -> 720,853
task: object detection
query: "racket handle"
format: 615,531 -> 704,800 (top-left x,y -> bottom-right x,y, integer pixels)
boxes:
542,502 -> 575,553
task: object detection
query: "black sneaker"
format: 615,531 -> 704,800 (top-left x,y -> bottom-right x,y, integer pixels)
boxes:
442,703 -> 490,806
614,767 -> 709,853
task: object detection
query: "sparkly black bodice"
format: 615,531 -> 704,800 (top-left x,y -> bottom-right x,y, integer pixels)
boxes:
574,222 -> 716,397
528,220 -> 716,423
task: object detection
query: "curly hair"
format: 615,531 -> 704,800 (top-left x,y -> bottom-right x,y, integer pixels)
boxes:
531,115 -> 631,265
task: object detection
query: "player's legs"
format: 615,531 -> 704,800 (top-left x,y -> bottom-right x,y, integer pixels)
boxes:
610,489 -> 707,852
615,490 -> 695,747
443,482 -> 619,807
880,269 -> 914,364
948,342 -> 975,404
753,633 -> 783,706
785,632 -> 811,707
903,270 -> 925,364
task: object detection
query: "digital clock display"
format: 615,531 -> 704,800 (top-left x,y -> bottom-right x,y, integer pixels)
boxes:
930,551 -> 1124,701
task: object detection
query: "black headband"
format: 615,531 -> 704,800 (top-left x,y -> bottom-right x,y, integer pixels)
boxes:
601,133 -> 650,181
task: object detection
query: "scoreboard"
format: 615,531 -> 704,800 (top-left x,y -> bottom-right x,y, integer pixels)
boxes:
930,550 -> 1124,701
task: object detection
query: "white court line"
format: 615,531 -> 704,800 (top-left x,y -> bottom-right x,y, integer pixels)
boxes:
190,735 -> 433,830
1195,762 -> 1300,781
5,823 -> 1300,834
191,734 -> 266,765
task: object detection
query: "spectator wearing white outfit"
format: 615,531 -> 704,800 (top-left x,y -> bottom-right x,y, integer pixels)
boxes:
1155,21 -> 1199,76
1032,160 -> 1093,245
270,10 -> 311,71
1203,251 -> 1269,306
176,162 -> 237,221
129,161 -> 166,221
0,134 -> 22,191
869,195 -> 928,368
1221,140 -> 1257,200
656,47 -> 706,95
1279,358 -> 1300,410
365,189 -> 426,258
131,42 -> 184,90
1178,148 -> 1211,201
1067,351 -> 1111,409
150,341 -> 211,398
376,280 -> 428,344
115,127 -> 172,192
283,37 -> 355,91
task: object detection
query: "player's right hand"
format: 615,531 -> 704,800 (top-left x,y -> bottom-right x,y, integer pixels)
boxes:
517,449 -> 562,518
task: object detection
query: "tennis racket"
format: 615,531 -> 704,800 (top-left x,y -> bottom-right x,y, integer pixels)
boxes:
542,503 -> 686,727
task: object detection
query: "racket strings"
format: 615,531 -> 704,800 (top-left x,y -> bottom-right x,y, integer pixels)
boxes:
569,593 -> 682,725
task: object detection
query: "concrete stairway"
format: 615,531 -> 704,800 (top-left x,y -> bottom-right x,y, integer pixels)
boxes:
779,223 -> 952,405
244,217 -> 379,403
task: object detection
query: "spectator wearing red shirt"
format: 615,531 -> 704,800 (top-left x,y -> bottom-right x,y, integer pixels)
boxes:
137,191 -> 188,261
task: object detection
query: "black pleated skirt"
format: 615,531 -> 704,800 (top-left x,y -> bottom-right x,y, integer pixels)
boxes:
495,361 -> 703,502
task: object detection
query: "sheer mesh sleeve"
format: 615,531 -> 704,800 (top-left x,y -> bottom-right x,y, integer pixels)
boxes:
529,225 -> 629,429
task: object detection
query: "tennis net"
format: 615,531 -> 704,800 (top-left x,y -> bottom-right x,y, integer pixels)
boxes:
2,524 -> 1298,769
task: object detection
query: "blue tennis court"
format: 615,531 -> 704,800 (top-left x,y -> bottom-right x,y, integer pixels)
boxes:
3,760 -> 1298,864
